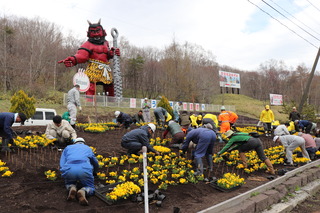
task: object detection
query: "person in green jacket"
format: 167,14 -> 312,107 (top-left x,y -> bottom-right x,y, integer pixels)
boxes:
218,130 -> 275,175
163,120 -> 185,147
62,111 -> 71,123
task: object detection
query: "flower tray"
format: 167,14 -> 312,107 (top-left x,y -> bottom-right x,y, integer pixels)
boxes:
95,183 -> 122,205
209,181 -> 241,192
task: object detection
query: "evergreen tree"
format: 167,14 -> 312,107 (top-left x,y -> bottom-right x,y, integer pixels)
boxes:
9,90 -> 36,118
157,95 -> 173,116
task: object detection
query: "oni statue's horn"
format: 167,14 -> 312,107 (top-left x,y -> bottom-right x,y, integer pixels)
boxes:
87,20 -> 92,25
98,19 -> 101,25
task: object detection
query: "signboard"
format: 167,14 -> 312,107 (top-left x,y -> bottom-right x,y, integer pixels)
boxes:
219,71 -> 240,88
73,68 -> 90,92
130,98 -> 136,108
270,94 -> 283,106
151,100 -> 157,109
201,104 -> 206,111
182,103 -> 188,110
189,103 -> 194,111
195,103 -> 200,111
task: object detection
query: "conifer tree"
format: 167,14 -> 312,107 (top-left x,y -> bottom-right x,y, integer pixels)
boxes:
157,95 -> 173,116
9,90 -> 36,119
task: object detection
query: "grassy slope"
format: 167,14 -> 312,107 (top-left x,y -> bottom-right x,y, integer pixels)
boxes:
212,94 -> 287,122
0,94 -> 288,123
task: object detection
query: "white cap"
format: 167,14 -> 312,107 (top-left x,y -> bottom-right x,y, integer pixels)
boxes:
168,120 -> 175,125
115,111 -> 120,117
144,98 -> 148,100
221,106 -> 226,110
74,137 -> 85,144
273,136 -> 279,142
147,123 -> 156,132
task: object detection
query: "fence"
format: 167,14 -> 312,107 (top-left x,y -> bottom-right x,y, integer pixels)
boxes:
63,94 -> 236,112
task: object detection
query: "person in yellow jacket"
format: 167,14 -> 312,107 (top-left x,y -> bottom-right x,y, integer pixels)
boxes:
202,113 -> 219,130
218,106 -> 231,133
189,113 -> 198,128
260,105 -> 275,137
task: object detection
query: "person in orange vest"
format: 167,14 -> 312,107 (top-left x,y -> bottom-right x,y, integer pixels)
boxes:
227,111 -> 238,131
218,106 -> 231,133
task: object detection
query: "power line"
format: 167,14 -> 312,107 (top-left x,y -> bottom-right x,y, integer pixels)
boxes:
268,0 -> 320,37
305,0 -> 320,13
247,0 -> 318,49
284,0 -> 320,28
261,0 -> 320,42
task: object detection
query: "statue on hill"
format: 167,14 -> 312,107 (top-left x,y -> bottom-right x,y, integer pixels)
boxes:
58,19 -> 120,97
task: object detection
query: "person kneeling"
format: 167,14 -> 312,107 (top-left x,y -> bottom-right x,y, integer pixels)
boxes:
60,138 -> 99,206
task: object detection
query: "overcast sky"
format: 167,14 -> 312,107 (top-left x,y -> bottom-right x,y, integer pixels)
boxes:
1,0 -> 320,71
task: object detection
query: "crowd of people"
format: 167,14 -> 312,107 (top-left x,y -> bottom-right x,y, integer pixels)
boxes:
1,100 -> 320,206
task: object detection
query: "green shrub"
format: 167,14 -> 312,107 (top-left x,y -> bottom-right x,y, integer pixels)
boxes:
157,96 -> 173,116
9,90 -> 36,119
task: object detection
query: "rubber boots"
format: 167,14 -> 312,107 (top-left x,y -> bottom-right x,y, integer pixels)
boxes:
194,158 -> 204,176
239,152 -> 248,168
264,159 -> 275,175
206,154 -> 213,172
1,139 -> 11,152
77,188 -> 89,206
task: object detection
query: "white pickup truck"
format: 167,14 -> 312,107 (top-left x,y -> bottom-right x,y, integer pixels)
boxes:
13,108 -> 57,126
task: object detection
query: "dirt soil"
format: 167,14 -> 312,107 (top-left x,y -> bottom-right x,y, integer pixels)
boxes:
291,190 -> 320,213
0,118 -> 313,213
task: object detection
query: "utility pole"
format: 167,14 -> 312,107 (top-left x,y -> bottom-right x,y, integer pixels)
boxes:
298,47 -> 320,113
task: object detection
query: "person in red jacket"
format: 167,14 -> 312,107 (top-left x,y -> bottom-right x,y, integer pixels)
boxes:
58,19 -> 120,97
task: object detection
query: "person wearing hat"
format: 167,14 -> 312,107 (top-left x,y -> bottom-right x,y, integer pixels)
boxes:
0,112 -> 27,152
289,107 -> 301,122
273,135 -> 310,165
219,130 -> 275,175
218,106 -> 231,133
60,137 -> 99,206
142,98 -> 151,123
115,111 -> 133,129
173,101 -> 182,122
45,115 -> 77,151
259,105 -> 275,137
180,124 -> 216,175
121,123 -> 160,155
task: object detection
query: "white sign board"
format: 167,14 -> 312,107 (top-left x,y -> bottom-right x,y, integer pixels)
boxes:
73,68 -> 90,92
270,94 -> 283,106
219,70 -> 241,88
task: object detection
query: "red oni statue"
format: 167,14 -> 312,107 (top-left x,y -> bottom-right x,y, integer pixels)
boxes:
58,19 -> 120,96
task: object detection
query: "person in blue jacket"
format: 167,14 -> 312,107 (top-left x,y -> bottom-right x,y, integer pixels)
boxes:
60,137 -> 99,206
115,111 -> 133,129
121,123 -> 160,155
0,112 -> 27,152
295,120 -> 313,134
180,124 -> 216,176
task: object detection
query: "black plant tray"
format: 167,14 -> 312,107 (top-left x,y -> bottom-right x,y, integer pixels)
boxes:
95,183 -> 122,205
209,181 -> 241,192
